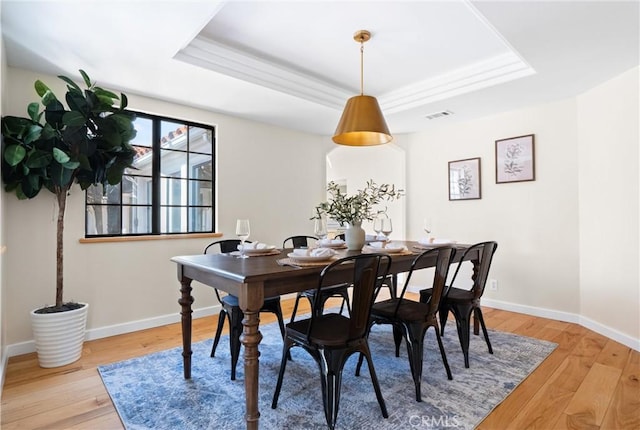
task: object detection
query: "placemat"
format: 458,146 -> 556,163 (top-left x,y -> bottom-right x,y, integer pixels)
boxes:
230,249 -> 282,257
276,257 -> 337,267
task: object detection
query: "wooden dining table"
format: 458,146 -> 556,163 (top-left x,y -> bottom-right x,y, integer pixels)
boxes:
171,241 -> 478,430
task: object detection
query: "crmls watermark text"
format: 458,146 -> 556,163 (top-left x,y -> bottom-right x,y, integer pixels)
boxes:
409,414 -> 461,428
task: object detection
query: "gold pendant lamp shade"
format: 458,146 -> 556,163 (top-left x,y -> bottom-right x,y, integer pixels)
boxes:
332,30 -> 392,146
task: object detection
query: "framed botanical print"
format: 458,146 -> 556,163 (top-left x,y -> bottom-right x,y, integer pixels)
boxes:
495,134 -> 535,183
448,157 -> 481,200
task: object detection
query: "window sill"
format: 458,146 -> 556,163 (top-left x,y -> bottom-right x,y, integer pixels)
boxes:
79,232 -> 223,244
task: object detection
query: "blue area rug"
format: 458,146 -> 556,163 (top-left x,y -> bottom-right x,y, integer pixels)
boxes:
98,318 -> 556,430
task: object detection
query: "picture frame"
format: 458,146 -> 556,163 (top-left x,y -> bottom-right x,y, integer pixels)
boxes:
448,157 -> 481,200
495,134 -> 535,183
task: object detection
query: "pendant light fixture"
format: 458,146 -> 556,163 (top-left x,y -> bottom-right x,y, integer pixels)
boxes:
333,30 -> 392,146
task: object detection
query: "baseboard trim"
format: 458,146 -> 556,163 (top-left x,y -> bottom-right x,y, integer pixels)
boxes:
86,305 -> 220,341
481,298 -> 639,351
578,314 -> 640,352
480,298 -> 580,324
0,348 -> 8,397
5,294 -> 638,359
5,304 -> 221,358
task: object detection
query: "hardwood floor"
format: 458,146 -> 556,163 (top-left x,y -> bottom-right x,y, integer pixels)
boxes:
2,296 -> 638,429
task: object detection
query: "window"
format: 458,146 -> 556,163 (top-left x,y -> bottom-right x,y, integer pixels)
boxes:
85,113 -> 215,237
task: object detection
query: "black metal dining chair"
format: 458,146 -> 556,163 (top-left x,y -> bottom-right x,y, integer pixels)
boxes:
357,246 -> 456,401
282,235 -> 318,249
204,239 -> 286,380
271,253 -> 392,430
420,241 -> 498,368
284,235 -> 351,321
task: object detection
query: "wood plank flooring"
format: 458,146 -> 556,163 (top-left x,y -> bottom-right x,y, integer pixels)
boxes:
2,296 -> 639,429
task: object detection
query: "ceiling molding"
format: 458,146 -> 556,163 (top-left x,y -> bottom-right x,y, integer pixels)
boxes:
175,35 -> 352,109
379,53 -> 536,114
177,34 -> 535,116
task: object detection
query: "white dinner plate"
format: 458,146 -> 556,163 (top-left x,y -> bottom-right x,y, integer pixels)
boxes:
365,245 -> 406,253
240,246 -> 277,255
287,252 -> 335,262
318,241 -> 346,249
417,240 -> 457,247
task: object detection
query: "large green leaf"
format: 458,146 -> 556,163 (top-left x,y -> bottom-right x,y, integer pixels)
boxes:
106,159 -> 131,185
100,129 -> 123,149
61,125 -> 88,148
49,161 -> 74,187
34,80 -> 50,97
27,103 -> 41,123
77,154 -> 91,170
94,88 -> 118,110
65,91 -> 89,115
15,184 -> 28,200
57,75 -> 82,93
24,124 -> 42,145
94,87 -> 118,101
19,175 -> 41,199
2,116 -> 29,137
40,123 -> 57,140
62,111 -> 86,127
4,145 -> 26,166
44,99 -> 66,130
25,172 -> 41,196
120,93 -> 128,110
96,94 -> 115,107
42,91 -> 57,107
25,150 -> 53,168
79,69 -> 92,88
52,147 -> 70,164
62,160 -> 80,170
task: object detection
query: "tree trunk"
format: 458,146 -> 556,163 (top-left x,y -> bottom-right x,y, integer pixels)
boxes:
55,187 -> 68,308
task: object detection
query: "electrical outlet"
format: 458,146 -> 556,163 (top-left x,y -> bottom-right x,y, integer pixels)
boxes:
489,279 -> 498,291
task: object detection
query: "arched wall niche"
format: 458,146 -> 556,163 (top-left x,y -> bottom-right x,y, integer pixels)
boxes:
325,141 -> 406,239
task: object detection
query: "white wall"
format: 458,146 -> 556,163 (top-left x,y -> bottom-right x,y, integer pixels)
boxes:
577,67 -> 639,340
400,98 -> 581,314
3,67 -> 332,346
393,67 -> 639,347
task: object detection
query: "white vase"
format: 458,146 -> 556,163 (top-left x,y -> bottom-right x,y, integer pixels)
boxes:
345,221 -> 366,251
30,303 -> 89,368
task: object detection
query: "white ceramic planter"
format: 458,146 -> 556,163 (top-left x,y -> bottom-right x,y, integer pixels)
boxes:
30,303 -> 89,368
345,221 -> 366,250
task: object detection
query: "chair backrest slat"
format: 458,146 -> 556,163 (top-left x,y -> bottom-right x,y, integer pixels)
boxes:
472,241 -> 498,299
204,239 -> 252,254
446,241 -> 498,300
282,235 -> 318,249
312,253 -> 391,342
395,246 -> 456,317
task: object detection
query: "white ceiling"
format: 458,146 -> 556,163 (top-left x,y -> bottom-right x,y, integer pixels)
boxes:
2,0 -> 638,137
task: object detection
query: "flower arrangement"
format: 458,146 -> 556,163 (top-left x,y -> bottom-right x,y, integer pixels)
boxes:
313,180 -> 404,225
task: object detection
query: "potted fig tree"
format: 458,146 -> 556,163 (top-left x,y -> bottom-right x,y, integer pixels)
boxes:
1,70 -> 136,367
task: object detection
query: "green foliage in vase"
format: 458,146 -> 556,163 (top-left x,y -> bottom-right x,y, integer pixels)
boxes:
1,70 -> 137,310
313,180 -> 403,226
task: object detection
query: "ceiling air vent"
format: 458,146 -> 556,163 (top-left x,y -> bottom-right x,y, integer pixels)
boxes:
425,110 -> 454,120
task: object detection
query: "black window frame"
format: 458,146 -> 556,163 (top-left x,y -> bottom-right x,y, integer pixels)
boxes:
84,111 -> 216,238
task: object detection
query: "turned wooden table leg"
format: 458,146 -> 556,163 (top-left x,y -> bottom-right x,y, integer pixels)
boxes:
241,309 -> 263,430
178,275 -> 194,379
240,282 -> 265,430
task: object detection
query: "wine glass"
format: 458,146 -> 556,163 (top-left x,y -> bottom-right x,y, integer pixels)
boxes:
423,217 -> 432,237
236,219 -> 250,259
314,217 -> 327,241
373,216 -> 383,239
381,218 -> 393,242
